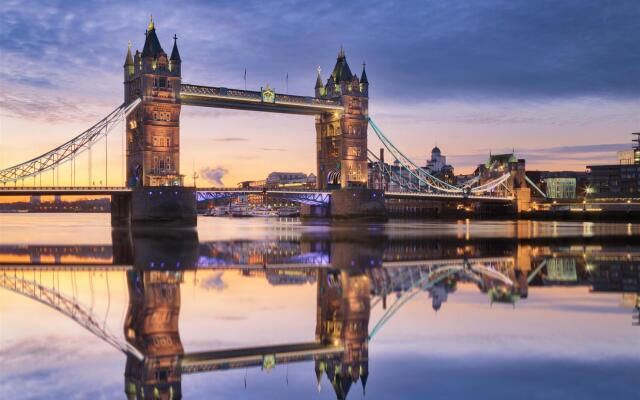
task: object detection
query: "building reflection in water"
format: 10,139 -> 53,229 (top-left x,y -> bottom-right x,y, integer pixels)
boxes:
0,229 -> 638,399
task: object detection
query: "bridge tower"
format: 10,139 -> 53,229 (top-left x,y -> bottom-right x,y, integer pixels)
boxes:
124,270 -> 184,399
117,18 -> 196,227
315,268 -> 370,398
315,49 -> 369,190
124,17 -> 182,187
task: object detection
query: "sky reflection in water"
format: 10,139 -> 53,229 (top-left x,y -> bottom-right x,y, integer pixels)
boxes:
0,215 -> 638,399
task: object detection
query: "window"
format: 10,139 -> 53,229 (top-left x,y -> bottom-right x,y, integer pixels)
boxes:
152,111 -> 171,122
153,136 -> 171,147
159,77 -> 166,88
347,146 -> 361,157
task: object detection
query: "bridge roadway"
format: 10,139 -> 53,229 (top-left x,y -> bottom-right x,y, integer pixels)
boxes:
180,83 -> 344,115
180,342 -> 344,374
0,186 -> 513,203
0,257 -> 515,269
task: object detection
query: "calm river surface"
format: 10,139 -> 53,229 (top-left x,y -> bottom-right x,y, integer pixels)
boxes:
0,214 -> 639,399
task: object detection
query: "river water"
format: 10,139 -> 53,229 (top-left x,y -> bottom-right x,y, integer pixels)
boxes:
0,215 -> 638,399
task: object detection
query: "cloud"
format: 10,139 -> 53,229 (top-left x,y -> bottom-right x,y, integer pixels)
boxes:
200,271 -> 228,291
258,147 -> 286,152
211,137 -> 247,142
445,142 -> 629,171
199,165 -> 229,186
1,0 -> 638,103
0,88 -> 104,122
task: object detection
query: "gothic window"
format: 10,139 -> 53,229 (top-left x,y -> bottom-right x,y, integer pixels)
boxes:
328,125 -> 334,137
159,77 -> 167,88
348,164 -> 362,182
347,146 -> 361,157
152,111 -> 171,122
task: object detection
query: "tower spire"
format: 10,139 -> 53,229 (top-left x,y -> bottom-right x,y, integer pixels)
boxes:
170,34 -> 181,62
315,66 -> 323,89
141,17 -> 165,58
124,40 -> 134,67
360,61 -> 368,84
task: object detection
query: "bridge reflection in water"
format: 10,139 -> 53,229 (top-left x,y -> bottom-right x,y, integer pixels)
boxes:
0,230 -> 638,399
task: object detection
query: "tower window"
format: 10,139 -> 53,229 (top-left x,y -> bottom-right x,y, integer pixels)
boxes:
159,77 -> 166,88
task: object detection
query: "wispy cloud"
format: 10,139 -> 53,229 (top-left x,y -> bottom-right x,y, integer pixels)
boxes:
211,137 -> 247,142
1,0 -> 638,102
258,147 -> 286,152
446,142 -> 628,170
199,165 -> 228,186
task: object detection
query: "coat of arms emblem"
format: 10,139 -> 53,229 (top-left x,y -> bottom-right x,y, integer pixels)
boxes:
261,85 -> 276,103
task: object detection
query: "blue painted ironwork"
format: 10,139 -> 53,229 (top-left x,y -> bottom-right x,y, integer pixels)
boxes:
196,189 -> 331,206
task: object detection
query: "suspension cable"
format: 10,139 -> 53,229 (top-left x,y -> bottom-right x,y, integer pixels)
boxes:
0,98 -> 141,184
368,117 -> 462,193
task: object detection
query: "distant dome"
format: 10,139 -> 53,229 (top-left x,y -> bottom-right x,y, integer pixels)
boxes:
431,146 -> 441,154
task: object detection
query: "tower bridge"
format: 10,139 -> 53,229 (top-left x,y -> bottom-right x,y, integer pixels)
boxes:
0,17 -> 529,226
0,253 -> 519,399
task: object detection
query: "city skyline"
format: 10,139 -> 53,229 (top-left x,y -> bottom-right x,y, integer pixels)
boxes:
1,1 -> 639,187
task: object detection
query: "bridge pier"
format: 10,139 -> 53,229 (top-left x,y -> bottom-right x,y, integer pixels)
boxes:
111,188 -> 197,228
111,193 -> 132,228
300,188 -> 387,220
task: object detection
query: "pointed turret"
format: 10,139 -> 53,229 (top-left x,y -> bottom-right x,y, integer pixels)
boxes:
124,41 -> 135,78
141,15 -> 165,58
170,34 -> 181,62
315,66 -> 323,89
315,361 -> 325,392
331,46 -> 353,83
360,62 -> 368,84
315,66 -> 325,97
361,372 -> 368,395
124,41 -> 134,67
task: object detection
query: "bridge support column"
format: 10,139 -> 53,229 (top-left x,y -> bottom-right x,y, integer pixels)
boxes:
111,193 -> 132,228
330,188 -> 386,220
130,187 -> 197,228
515,187 -> 532,213
111,188 -> 197,228
300,203 -> 331,218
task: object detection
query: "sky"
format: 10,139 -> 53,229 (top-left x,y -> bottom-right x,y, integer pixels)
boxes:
1,0 -> 639,187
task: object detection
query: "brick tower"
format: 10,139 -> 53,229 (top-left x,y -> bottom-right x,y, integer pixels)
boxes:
124,270 -> 184,399
315,49 -> 369,190
124,17 -> 182,187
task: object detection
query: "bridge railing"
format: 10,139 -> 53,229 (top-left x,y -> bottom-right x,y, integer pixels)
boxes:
180,84 -> 342,108
0,186 -> 131,191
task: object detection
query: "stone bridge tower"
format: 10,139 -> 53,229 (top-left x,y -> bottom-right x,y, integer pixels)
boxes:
315,49 -> 369,190
124,17 -> 182,187
124,270 -> 184,399
315,267 -> 370,398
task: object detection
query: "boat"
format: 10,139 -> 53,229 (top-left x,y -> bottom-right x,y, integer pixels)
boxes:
277,207 -> 300,217
251,206 -> 278,217
230,204 -> 252,217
